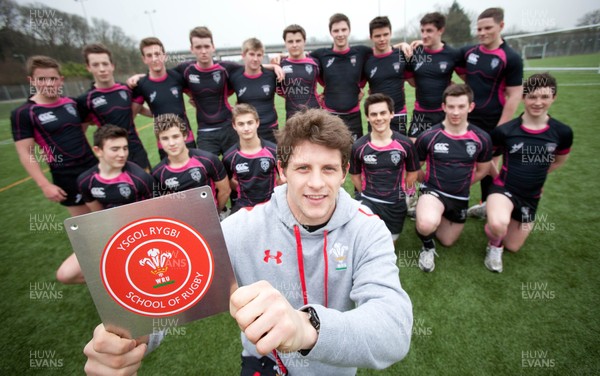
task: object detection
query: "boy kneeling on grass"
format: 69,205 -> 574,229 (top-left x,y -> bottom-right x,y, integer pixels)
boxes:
484,73 -> 573,273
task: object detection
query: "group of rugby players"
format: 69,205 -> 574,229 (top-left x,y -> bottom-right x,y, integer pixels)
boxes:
11,6 -> 572,286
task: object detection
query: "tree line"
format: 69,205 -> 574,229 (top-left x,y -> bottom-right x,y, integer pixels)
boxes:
0,0 -> 144,84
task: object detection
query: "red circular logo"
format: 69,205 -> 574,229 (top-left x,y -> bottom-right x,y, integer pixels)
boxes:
101,217 -> 214,316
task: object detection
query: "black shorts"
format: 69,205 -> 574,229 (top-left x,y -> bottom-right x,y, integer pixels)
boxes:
128,143 -> 151,171
489,185 -> 540,223
360,195 -> 408,235
52,160 -> 97,207
420,186 -> 468,224
368,113 -> 407,135
337,111 -> 363,140
197,124 -> 238,156
408,110 -> 445,138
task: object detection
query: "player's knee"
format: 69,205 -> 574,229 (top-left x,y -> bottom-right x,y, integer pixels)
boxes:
487,216 -> 509,237
416,216 -> 438,235
438,237 -> 457,247
56,264 -> 84,284
55,266 -> 70,284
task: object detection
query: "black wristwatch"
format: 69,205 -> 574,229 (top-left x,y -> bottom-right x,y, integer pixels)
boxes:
304,306 -> 320,333
299,307 -> 320,356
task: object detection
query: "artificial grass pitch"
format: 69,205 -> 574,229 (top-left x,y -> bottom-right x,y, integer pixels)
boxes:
0,54 -> 599,375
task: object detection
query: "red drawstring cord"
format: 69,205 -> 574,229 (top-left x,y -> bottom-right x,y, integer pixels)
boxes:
322,230 -> 328,307
274,226 -> 329,375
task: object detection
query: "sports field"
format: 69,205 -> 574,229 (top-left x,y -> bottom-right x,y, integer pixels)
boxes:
0,53 -> 599,375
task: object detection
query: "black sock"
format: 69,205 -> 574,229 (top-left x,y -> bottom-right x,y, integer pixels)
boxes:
416,229 -> 435,250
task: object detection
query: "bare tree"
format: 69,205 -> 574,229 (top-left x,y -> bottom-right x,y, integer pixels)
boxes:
577,9 -> 600,26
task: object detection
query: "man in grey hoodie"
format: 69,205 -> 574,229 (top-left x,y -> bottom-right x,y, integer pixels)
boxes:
83,109 -> 413,375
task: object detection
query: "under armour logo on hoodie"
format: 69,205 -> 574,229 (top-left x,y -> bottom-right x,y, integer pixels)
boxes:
264,250 -> 283,264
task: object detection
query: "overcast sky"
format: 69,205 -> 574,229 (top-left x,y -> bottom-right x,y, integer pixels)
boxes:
17,0 -> 599,51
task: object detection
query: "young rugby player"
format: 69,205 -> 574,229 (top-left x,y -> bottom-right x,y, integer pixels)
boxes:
484,73 -> 573,273
414,84 -> 492,272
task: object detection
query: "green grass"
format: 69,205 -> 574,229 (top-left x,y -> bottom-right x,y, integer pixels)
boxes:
1,53 -> 599,375
524,52 -> 600,68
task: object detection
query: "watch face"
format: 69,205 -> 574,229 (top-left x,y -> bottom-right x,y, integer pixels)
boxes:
307,307 -> 320,330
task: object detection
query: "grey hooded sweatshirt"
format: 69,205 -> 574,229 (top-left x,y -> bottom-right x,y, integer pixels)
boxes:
222,184 -> 413,375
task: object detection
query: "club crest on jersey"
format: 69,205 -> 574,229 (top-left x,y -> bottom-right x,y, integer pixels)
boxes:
188,74 -> 200,84
305,64 -> 313,75
545,143 -> 557,153
370,66 -> 378,78
390,151 -> 401,166
238,87 -> 247,97
393,62 -> 400,73
326,57 -> 335,68
439,61 -> 448,72
65,104 -> 78,117
212,71 -> 221,84
329,242 -> 348,270
350,55 -> 357,66
467,53 -> 479,65
465,142 -> 477,157
260,158 -> 270,172
119,90 -> 128,101
491,58 -> 500,70
262,85 -> 271,96
118,184 -> 132,198
170,87 -> 179,98
149,91 -> 157,103
92,96 -> 108,108
189,168 -> 202,182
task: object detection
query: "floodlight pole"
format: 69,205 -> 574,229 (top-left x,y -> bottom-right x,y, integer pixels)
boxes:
144,9 -> 157,36
74,0 -> 90,26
